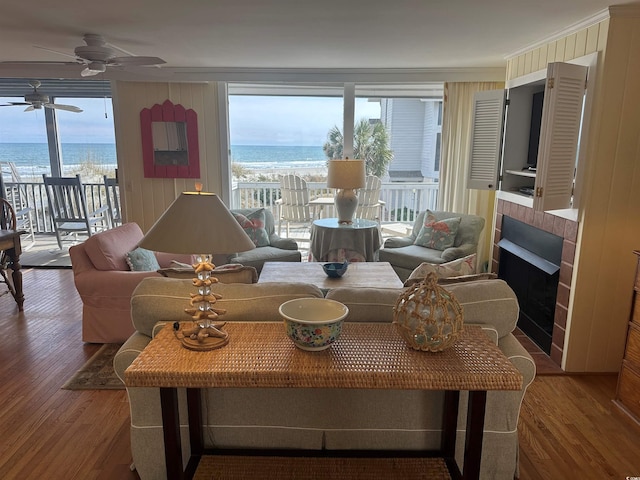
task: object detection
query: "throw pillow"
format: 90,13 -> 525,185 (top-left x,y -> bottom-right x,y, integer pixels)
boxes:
403,253 -> 477,287
125,247 -> 160,271
233,209 -> 270,247
414,211 -> 461,250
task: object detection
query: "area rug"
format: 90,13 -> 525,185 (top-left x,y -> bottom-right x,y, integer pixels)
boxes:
62,343 -> 125,390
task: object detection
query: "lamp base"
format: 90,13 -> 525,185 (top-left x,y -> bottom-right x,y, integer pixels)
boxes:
181,333 -> 229,351
173,322 -> 229,351
335,188 -> 359,224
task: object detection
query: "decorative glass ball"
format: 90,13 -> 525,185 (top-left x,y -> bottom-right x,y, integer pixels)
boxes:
393,272 -> 464,351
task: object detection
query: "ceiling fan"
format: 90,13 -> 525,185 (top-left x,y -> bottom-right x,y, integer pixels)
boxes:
44,33 -> 167,77
0,80 -> 83,112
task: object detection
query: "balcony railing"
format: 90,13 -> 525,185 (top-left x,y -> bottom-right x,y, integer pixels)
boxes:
4,181 -> 113,235
232,181 -> 439,224
3,180 -> 439,235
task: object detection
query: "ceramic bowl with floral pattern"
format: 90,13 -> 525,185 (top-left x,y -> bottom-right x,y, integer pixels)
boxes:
279,298 -> 349,351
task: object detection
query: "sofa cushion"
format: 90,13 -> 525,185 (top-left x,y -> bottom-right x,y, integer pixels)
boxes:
404,254 -> 476,286
326,287 -> 402,323
126,247 -> 161,271
233,208 -> 270,247
230,246 -> 302,271
157,264 -> 258,284
327,279 -> 518,339
84,222 -> 144,271
131,278 -> 323,337
414,211 -> 461,250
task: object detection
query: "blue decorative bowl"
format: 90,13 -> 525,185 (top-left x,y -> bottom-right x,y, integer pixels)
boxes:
279,298 -> 349,351
322,261 -> 349,278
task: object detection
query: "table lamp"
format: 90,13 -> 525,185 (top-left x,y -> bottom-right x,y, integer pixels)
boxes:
139,184 -> 255,350
327,159 -> 366,224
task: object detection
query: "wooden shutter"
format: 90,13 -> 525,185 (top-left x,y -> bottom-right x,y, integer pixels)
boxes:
534,62 -> 587,211
467,89 -> 505,190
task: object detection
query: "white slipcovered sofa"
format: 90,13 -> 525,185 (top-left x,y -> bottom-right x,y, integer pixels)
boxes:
114,277 -> 535,479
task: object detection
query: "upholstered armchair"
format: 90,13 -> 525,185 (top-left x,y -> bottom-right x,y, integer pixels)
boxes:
69,222 -> 193,343
227,208 -> 301,272
378,210 -> 485,282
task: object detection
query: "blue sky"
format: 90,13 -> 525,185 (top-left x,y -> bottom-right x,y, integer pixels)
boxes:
0,95 -> 380,146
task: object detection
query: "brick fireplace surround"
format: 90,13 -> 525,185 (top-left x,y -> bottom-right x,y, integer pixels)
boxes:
492,199 -> 578,367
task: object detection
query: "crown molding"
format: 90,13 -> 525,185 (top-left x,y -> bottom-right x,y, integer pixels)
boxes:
505,8 -> 610,60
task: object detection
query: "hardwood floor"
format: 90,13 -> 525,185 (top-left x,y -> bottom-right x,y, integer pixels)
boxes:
0,268 -> 638,480
0,268 -> 138,480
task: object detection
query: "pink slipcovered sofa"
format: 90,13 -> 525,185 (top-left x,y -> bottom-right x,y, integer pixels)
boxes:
69,222 -> 193,343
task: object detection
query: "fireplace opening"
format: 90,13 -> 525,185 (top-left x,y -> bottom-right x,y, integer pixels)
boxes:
498,216 -> 563,354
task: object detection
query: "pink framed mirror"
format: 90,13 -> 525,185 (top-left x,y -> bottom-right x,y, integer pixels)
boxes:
140,100 -> 200,178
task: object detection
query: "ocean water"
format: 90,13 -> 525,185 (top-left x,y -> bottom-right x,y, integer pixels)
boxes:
0,143 -> 327,179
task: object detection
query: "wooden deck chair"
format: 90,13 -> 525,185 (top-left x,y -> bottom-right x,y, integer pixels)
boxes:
2,162 -> 35,250
104,175 -> 122,227
356,175 -> 382,222
278,174 -> 312,237
0,198 -> 20,304
42,174 -> 109,249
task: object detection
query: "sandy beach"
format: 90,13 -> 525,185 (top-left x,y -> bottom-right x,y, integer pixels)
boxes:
238,166 -> 327,182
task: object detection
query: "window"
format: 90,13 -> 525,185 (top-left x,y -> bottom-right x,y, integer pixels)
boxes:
0,80 -> 115,182
227,83 -> 442,184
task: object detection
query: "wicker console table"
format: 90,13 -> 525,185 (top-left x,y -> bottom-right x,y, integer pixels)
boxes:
125,322 -> 523,480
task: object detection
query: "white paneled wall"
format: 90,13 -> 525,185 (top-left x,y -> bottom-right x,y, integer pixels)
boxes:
111,81 -> 221,232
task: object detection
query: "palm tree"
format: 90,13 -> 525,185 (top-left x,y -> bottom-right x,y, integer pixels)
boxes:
323,119 -> 393,178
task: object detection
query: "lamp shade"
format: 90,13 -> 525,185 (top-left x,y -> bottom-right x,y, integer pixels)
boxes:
138,191 -> 255,254
327,159 -> 366,189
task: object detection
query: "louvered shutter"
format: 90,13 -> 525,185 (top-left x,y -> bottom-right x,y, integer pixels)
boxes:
467,89 -> 505,190
534,62 -> 587,211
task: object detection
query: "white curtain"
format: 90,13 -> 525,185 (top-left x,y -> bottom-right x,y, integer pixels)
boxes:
439,82 -> 504,272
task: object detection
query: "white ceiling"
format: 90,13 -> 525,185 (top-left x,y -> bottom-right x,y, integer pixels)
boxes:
0,0 -> 637,82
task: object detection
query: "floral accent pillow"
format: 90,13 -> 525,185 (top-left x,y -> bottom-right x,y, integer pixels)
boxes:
125,247 -> 160,271
403,254 -> 477,287
413,211 -> 461,250
233,209 -> 270,247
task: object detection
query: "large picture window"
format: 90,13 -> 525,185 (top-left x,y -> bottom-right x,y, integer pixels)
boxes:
227,83 -> 442,185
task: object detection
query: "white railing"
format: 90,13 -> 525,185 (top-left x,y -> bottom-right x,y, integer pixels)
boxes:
231,181 -> 439,224
3,181 -> 112,234
3,180 -> 438,236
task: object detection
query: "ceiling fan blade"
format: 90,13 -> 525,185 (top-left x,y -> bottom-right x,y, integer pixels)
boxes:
33,45 -> 82,61
110,56 -> 166,66
5,102 -> 31,106
46,103 -> 83,113
24,105 -> 35,112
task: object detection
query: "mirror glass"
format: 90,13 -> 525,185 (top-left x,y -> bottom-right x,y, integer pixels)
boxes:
151,121 -> 189,166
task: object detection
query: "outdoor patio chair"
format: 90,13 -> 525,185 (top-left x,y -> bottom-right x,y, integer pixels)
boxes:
0,198 -> 21,305
103,175 -> 122,227
2,161 -> 35,249
277,174 -> 312,237
355,174 -> 382,222
42,174 -> 110,249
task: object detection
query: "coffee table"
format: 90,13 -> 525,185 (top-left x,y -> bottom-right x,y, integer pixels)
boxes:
258,261 -> 403,289
125,323 -> 523,480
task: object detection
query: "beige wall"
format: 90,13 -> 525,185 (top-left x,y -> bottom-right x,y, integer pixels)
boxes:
506,9 -> 640,372
111,81 -> 223,232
